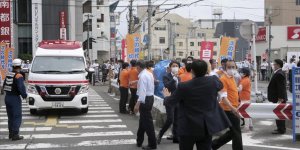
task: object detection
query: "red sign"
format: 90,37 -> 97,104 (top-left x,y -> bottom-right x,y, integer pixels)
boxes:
121,39 -> 126,60
0,0 -> 11,45
256,27 -> 266,42
59,11 -> 67,40
287,26 -> 300,40
60,11 -> 67,28
200,41 -> 214,60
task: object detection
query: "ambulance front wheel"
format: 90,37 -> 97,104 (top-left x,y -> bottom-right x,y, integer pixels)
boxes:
81,107 -> 88,114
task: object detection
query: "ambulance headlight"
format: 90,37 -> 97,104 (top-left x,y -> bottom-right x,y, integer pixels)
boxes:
78,84 -> 89,94
27,85 -> 38,94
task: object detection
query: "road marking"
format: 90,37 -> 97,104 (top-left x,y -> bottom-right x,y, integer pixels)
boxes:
89,107 -> 112,110
89,101 -> 107,104
0,131 -> 133,140
24,116 -> 79,128
88,110 -> 115,113
0,112 -> 30,115
89,104 -> 109,107
81,125 -> 127,129
89,100 -> 105,102
60,114 -> 118,119
113,98 -> 119,101
59,119 -> 122,124
1,105 -> 28,108
0,116 -> 43,120
0,127 -> 52,132
0,109 -> 29,112
228,143 -> 300,150
0,139 -> 136,149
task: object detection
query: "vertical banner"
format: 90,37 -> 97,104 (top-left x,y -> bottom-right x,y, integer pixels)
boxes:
0,42 -> 14,84
32,0 -> 43,56
200,41 -> 214,60
0,0 -> 11,46
218,37 -> 238,64
59,11 -> 67,40
292,67 -> 300,142
126,33 -> 140,61
121,39 -> 126,61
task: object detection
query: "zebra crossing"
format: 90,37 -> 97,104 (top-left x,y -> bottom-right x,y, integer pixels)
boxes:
0,89 -> 137,149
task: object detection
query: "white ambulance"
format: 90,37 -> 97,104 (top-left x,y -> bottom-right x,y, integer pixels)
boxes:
27,40 -> 89,115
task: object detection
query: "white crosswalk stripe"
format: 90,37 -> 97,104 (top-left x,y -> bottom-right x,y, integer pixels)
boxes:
0,89 -> 136,149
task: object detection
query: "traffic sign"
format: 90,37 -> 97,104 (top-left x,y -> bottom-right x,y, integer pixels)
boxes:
239,21 -> 258,41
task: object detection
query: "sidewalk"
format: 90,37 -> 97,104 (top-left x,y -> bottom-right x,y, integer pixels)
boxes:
254,81 -> 293,102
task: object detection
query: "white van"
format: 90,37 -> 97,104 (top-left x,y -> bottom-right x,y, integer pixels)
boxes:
27,40 -> 89,115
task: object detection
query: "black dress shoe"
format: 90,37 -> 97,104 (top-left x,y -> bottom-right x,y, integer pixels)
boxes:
166,135 -> 173,140
272,131 -> 285,134
136,143 -> 142,147
142,146 -> 157,150
9,134 -> 12,139
11,135 -> 24,141
156,134 -> 162,145
173,138 -> 179,144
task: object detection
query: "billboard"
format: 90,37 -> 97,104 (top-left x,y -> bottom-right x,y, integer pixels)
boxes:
200,41 -> 214,60
287,26 -> 300,40
292,67 -> 300,142
256,27 -> 266,42
218,37 -> 238,63
0,0 -> 11,46
126,33 -> 140,61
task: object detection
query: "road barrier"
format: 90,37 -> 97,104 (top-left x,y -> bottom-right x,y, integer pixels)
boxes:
110,79 -> 293,119
238,103 -> 292,120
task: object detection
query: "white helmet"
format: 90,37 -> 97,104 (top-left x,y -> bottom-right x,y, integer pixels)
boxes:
12,58 -> 22,67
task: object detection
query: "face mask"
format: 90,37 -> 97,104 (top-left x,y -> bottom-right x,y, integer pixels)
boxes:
240,73 -> 245,77
171,67 -> 179,74
187,61 -> 193,64
226,69 -> 234,76
272,65 -> 275,70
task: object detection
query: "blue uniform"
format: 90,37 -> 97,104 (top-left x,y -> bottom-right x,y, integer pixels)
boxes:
3,72 -> 27,135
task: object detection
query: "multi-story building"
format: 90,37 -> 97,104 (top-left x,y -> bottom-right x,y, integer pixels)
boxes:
265,0 -> 300,26
136,6 -> 220,60
13,0 -> 83,58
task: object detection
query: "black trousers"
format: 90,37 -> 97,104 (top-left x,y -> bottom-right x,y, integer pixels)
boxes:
158,105 -> 178,139
179,135 -> 212,150
274,102 -> 286,132
119,87 -> 128,113
129,88 -> 138,112
212,111 -> 243,150
261,69 -> 266,81
137,96 -> 157,148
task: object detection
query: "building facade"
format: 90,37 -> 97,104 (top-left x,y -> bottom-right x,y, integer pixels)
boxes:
13,0 -> 83,59
265,0 -> 300,26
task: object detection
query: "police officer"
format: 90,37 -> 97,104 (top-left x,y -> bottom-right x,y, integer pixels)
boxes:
3,58 -> 27,141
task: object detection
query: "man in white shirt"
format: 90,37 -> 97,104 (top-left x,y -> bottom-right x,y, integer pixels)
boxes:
260,59 -> 268,81
288,58 -> 297,93
134,61 -> 157,150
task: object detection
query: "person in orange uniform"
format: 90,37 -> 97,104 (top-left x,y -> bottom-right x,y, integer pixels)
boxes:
128,60 -> 139,114
238,67 -> 253,130
119,62 -> 130,114
179,56 -> 193,76
179,63 -> 192,82
212,60 -> 243,150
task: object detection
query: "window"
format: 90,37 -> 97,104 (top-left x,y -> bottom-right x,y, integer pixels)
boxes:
179,52 -> 184,56
198,51 -> 200,56
198,42 -> 201,46
297,0 -> 300,5
97,0 -> 104,5
213,51 -> 217,56
159,37 -> 165,44
97,24 -> 100,29
178,42 -> 183,47
296,17 -> 300,24
214,42 -> 217,46
97,6 -> 100,10
97,14 -> 104,22
154,26 -> 166,30
190,42 -> 194,46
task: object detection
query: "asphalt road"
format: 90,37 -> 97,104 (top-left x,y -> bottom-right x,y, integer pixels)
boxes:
0,83 -> 299,150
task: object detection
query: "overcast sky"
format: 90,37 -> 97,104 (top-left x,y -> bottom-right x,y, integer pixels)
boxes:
115,0 -> 265,37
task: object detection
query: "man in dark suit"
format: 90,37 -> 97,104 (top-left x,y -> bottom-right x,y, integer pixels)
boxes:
268,59 -> 288,134
163,60 -> 231,150
157,61 -> 180,144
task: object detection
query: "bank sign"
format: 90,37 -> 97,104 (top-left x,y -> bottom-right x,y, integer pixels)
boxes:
256,27 -> 266,42
0,0 -> 11,46
287,26 -> 300,40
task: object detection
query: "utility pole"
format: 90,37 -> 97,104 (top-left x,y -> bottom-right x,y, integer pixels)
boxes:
148,0 -> 152,60
268,13 -> 272,81
128,0 -> 133,34
85,14 -> 93,62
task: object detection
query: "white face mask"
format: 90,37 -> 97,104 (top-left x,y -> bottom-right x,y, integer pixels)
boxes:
171,67 -> 179,74
226,69 -> 235,76
240,73 -> 245,77
187,61 -> 193,64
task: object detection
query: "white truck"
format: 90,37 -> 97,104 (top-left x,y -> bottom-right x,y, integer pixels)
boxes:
27,40 -> 89,115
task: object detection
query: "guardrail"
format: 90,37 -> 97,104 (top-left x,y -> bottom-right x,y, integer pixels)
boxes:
110,79 -> 166,113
